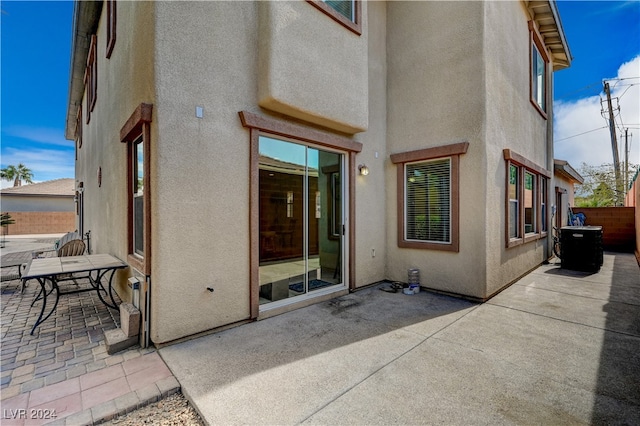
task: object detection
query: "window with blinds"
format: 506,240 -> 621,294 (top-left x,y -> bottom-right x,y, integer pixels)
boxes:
405,158 -> 451,243
324,0 -> 354,22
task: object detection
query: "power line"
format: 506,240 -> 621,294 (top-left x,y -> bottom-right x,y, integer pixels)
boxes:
556,81 -> 603,99
610,76 -> 640,86
555,126 -> 608,142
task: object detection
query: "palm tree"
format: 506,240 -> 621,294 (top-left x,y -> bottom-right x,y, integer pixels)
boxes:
1,163 -> 34,187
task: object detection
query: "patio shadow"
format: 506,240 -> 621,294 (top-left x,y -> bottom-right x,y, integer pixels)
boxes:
591,253 -> 640,424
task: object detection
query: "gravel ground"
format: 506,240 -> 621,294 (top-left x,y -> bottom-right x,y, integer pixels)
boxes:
100,392 -> 205,425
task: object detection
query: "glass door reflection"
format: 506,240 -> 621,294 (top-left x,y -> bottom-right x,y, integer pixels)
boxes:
258,136 -> 344,305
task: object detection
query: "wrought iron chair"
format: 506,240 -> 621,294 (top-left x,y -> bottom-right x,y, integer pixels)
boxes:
26,232 -> 87,296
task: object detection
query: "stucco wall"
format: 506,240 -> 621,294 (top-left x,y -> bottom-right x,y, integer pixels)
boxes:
385,1 -> 488,298
73,0 -> 571,343
257,1 -> 368,134
0,196 -> 74,212
353,0 -> 387,287
152,1 -> 257,342
483,1 -> 552,297
75,1 -> 156,299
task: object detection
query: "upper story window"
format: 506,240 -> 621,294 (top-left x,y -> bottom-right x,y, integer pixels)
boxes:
325,0 -> 354,21
391,142 -> 469,252
307,0 -> 361,35
529,21 -> 549,117
84,34 -> 97,123
106,0 -> 116,58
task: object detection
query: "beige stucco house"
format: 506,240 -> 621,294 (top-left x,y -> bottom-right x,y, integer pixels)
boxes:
65,0 -> 571,346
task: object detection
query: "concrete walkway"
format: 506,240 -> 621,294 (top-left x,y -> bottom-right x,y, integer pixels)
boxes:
160,252 -> 640,425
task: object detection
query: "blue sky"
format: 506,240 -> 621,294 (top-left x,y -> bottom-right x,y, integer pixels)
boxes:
1,1 -> 74,186
1,1 -> 639,188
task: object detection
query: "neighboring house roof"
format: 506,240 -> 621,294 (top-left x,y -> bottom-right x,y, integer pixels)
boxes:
554,159 -> 584,184
0,178 -> 76,198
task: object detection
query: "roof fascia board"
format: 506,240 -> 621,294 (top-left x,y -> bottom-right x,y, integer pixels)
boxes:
548,0 -> 573,68
554,160 -> 584,184
0,193 -> 74,198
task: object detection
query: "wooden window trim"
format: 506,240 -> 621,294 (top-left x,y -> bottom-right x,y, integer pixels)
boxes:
539,176 -> 548,238
75,108 -> 82,161
106,0 -> 117,58
506,163 -> 522,247
85,34 -> 97,123
391,142 -> 469,253
121,103 -> 153,275
529,20 -> 548,119
306,0 -> 362,36
239,110 -> 361,319
503,149 -> 550,248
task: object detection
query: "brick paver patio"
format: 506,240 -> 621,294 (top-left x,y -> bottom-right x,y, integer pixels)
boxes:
1,243 -> 179,425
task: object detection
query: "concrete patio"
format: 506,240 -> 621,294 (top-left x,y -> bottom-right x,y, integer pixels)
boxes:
160,252 -> 640,425
1,235 -> 639,424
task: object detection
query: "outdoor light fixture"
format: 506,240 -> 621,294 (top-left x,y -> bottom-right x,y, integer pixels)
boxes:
358,164 -> 369,176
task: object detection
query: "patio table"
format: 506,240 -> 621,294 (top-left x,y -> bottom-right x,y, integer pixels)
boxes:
21,254 -> 128,335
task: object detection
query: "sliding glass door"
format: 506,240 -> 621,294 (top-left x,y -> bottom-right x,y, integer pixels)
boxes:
258,136 -> 345,306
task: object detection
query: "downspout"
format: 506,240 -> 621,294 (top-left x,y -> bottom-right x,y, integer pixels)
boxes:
546,69 -> 554,261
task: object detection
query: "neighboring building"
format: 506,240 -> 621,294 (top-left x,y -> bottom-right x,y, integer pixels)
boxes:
65,1 -> 571,346
0,178 -> 76,235
553,159 -> 584,228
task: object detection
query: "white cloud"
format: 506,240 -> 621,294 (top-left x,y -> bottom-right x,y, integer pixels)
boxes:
554,55 -> 640,172
0,147 -> 74,188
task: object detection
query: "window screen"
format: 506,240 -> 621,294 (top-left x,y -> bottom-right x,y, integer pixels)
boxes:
405,158 -> 451,243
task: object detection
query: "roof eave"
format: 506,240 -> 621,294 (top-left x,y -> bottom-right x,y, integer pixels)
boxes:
526,0 -> 573,71
65,1 -> 103,140
554,159 -> 584,184
0,193 -> 75,198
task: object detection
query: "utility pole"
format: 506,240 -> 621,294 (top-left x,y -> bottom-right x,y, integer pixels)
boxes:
624,128 -> 629,195
603,81 -> 621,205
